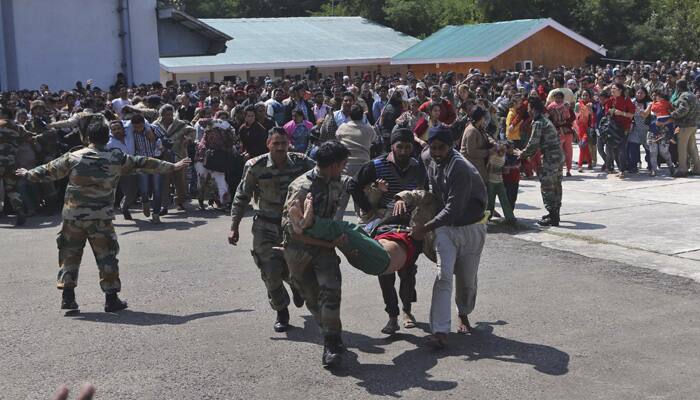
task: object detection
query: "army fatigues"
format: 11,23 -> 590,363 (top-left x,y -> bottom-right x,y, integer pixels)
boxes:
282,168 -> 352,337
25,145 -> 178,293
26,117 -> 60,207
522,114 -> 565,216
0,120 -> 33,216
231,152 -> 316,311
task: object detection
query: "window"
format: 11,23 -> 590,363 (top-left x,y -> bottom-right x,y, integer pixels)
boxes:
524,60 -> 533,71
515,62 -> 523,72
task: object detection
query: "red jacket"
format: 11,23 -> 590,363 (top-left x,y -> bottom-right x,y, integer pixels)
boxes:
419,99 -> 457,124
604,96 -> 635,131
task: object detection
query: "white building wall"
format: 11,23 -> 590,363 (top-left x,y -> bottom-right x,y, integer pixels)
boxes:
9,0 -> 158,90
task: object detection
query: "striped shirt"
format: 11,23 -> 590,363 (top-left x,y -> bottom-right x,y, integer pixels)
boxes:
132,124 -> 161,158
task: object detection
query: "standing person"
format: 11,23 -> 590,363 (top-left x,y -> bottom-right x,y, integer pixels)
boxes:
604,83 -> 635,178
372,85 -> 389,123
419,85 -> 457,124
106,120 -> 137,220
646,90 -> 675,177
628,87 -> 652,174
228,127 -> 315,332
265,88 -> 287,127
130,114 -> 165,222
282,141 -> 352,367
460,107 -> 493,182
520,96 -> 565,226
352,128 -> 425,334
409,126 -> 487,348
152,104 -> 195,212
546,91 -> 575,176
486,142 -> 516,224
594,91 -> 611,171
15,123 -> 190,312
238,105 -> 268,159
574,90 -> 597,171
111,86 -> 131,118
283,110 -> 314,153
670,79 -> 700,177
194,119 -> 233,209
0,107 -> 33,226
333,105 -> 376,220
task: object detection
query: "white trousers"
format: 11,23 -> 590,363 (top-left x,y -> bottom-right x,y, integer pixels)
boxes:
195,162 -> 229,203
430,223 -> 487,334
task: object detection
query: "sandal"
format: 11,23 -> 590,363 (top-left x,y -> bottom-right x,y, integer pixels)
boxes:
402,312 -> 416,329
457,314 -> 472,334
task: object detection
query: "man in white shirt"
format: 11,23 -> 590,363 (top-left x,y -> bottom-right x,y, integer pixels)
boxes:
111,86 -> 131,118
107,120 -> 137,220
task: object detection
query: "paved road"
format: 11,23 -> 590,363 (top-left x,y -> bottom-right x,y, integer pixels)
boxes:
2,208 -> 700,399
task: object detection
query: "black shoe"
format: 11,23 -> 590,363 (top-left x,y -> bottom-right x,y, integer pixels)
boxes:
291,286 -> 304,308
381,317 -> 400,335
122,207 -> 133,220
541,213 -> 551,221
273,308 -> 290,332
15,213 -> 26,226
61,288 -> 79,310
538,215 -> 560,227
160,208 -> 169,216
151,213 -> 161,224
322,335 -> 343,368
104,293 -> 128,312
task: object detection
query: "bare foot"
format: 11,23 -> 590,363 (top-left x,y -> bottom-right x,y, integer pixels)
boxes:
300,193 -> 314,229
288,199 -> 305,234
457,314 -> 472,334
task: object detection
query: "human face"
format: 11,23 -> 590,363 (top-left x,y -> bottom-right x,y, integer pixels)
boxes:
379,87 -> 388,99
314,93 -> 324,105
580,91 -> 590,102
554,94 -> 564,105
161,110 -> 174,125
430,87 -> 441,101
110,122 -> 125,139
267,133 -> 289,158
612,86 -> 622,98
244,111 -> 256,125
132,121 -> 145,134
430,104 -> 441,120
341,95 -> 354,113
275,89 -> 286,102
119,87 -> 128,99
326,159 -> 348,179
635,89 -> 646,101
391,141 -> 413,165
429,140 -> 451,164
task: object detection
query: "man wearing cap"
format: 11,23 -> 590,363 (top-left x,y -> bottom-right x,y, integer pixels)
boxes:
410,125 -> 487,348
352,128 -> 425,334
520,95 -> 564,226
412,82 -> 429,105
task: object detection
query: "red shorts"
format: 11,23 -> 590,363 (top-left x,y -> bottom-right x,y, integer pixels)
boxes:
374,231 -> 417,271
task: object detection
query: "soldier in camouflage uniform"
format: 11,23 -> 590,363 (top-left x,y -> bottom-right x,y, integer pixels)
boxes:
228,127 -> 315,332
47,97 -> 109,146
26,100 -> 61,212
282,140 -> 353,368
1,107 -> 34,225
520,96 -> 565,226
16,123 -> 190,312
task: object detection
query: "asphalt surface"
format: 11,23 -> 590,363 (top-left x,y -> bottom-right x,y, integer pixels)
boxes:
2,207 -> 700,399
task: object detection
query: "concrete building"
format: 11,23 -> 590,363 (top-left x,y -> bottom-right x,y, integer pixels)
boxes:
0,0 -> 229,91
392,18 -> 607,76
159,17 -> 420,84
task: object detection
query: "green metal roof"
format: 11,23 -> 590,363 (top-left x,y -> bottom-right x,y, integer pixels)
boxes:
392,18 -> 605,64
160,17 -> 419,73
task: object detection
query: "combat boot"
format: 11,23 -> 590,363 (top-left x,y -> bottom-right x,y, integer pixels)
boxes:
538,213 -> 559,227
322,335 -> 343,368
273,307 -> 290,332
104,293 -> 128,312
61,288 -> 79,310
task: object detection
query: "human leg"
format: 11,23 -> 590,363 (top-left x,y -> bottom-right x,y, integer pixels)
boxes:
56,220 -> 88,290
85,220 -> 121,294
137,173 -> 151,215
588,140 -> 597,167
647,141 -> 660,173
251,219 -> 291,312
495,182 -> 515,221
454,224 -> 487,318
209,170 -> 229,204
487,182 -> 497,216
560,134 -> 573,172
686,128 -> 700,174
430,227 -> 457,334
504,181 -> 519,209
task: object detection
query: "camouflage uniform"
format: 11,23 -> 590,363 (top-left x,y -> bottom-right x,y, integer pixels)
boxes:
48,110 -> 109,146
0,120 -> 33,216
282,168 -> 352,337
231,152 -> 315,311
26,116 -> 60,206
522,114 -> 565,216
24,145 -> 178,293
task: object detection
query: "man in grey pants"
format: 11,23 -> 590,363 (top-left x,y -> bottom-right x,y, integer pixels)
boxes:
412,125 -> 488,348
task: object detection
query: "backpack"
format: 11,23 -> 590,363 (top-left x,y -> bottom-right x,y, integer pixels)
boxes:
599,116 -> 624,146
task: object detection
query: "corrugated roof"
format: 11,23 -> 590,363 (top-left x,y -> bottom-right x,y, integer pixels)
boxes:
160,17 -> 419,73
392,18 -> 606,64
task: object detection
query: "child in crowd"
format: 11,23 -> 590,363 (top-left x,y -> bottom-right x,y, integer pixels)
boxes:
503,141 -> 521,210
487,142 -> 516,224
648,91 -> 675,143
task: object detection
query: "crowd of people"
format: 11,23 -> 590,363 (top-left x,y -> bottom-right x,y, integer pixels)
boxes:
2,59 -> 699,367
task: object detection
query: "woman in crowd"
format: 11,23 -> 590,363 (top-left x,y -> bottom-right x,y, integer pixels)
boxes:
574,89 -> 597,171
283,110 -> 313,153
628,87 -> 652,174
413,102 -> 444,148
644,90 -> 676,176
604,83 -> 635,178
194,119 -> 233,209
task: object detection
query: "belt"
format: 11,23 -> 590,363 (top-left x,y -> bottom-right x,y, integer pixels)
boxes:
254,214 -> 282,225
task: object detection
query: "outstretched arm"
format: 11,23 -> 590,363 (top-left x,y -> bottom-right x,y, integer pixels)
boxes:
17,152 -> 73,182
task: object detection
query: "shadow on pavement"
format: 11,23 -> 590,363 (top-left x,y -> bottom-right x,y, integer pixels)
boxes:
115,219 -> 208,235
70,309 -> 251,326
273,316 -> 569,396
556,220 -> 606,230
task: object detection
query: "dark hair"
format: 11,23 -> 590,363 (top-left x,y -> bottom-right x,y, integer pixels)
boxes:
528,95 -> 545,113
342,91 -> 355,101
87,123 -> 110,146
130,114 -> 145,124
243,104 -> 256,114
349,104 -> 364,121
268,126 -> 287,139
613,83 -> 626,96
293,109 -> 305,119
677,79 -> 688,92
315,140 -> 349,168
0,107 -> 13,119
428,102 -> 442,113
